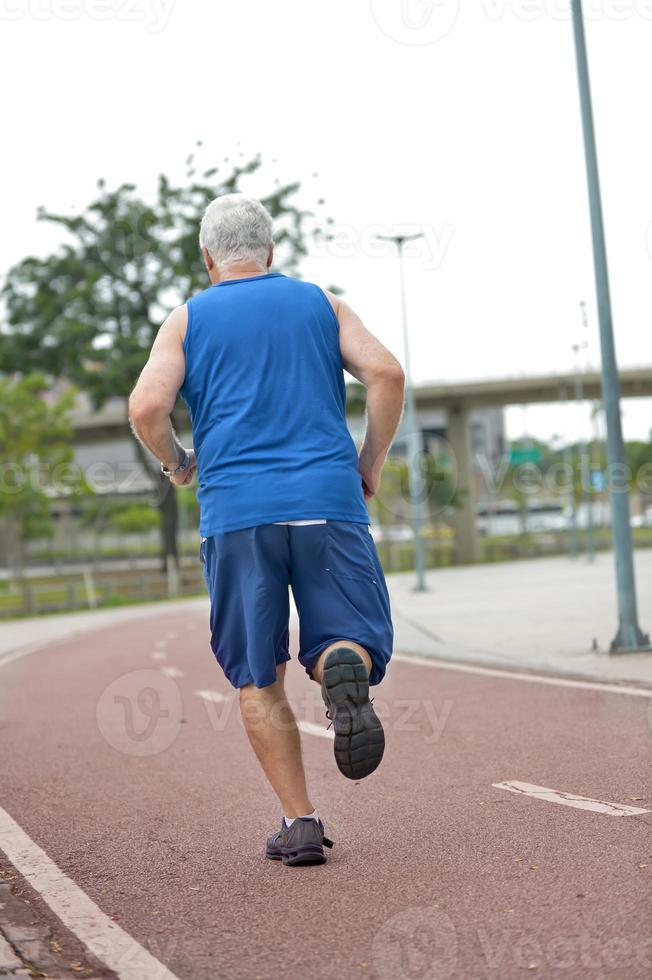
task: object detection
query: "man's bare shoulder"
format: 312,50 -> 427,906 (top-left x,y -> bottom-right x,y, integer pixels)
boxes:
160,304 -> 188,343
322,289 -> 341,316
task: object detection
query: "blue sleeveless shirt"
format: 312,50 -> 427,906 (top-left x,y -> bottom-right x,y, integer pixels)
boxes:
179,273 -> 368,535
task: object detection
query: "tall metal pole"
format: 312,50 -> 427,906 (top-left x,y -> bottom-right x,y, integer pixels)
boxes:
376,233 -> 427,592
570,0 -> 649,651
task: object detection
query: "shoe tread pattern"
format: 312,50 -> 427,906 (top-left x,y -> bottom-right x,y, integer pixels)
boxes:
322,647 -> 385,780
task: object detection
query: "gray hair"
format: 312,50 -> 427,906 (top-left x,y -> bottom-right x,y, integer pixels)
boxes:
199,194 -> 273,268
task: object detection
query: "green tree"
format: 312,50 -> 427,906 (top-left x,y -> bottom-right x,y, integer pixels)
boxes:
0,374 -> 78,573
1,150 -> 318,566
108,503 -> 160,536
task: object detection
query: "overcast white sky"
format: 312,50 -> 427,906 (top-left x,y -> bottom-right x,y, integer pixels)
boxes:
1,0 -> 651,442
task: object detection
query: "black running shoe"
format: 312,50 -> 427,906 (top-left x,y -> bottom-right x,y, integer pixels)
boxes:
321,646 -> 385,780
265,817 -> 334,866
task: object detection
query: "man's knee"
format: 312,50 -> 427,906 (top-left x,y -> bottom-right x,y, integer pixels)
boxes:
239,665 -> 292,730
311,640 -> 372,682
239,663 -> 286,698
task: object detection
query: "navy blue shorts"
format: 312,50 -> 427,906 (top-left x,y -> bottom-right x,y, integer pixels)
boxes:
199,521 -> 393,689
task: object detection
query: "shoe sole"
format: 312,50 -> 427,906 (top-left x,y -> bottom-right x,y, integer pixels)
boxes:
265,847 -> 326,866
321,646 -> 385,780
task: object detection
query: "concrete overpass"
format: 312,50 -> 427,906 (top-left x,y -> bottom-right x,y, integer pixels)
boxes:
411,365 -> 652,410
389,366 -> 652,563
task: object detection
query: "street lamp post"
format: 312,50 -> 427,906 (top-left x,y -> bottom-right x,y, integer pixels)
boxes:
375,232 -> 427,592
570,0 -> 650,650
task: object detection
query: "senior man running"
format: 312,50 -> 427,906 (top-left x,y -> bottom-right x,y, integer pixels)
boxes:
129,194 -> 405,866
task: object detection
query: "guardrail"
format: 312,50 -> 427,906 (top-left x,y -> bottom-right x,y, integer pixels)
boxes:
0,564 -> 205,618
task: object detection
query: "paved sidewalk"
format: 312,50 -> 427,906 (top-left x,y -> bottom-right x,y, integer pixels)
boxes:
389,549 -> 652,686
0,876 -> 103,979
0,597 -> 208,661
2,551 -> 651,687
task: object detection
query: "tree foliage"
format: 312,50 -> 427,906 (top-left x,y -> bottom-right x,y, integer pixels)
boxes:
0,374 -> 79,569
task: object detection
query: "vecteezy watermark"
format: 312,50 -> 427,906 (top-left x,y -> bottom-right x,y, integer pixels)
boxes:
373,906 -> 459,980
369,0 -> 652,45
375,912 -> 652,976
367,424 -> 460,525
312,222 -> 455,272
367,432 -> 652,528
476,450 -> 652,498
0,0 -> 175,32
0,457 -> 162,496
479,0 -> 652,22
477,926 -> 652,973
96,668 -> 184,756
370,0 -> 461,46
0,453 -> 181,514
197,688 -> 454,746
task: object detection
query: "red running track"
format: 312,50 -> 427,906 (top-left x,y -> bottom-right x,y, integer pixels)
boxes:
0,606 -> 651,979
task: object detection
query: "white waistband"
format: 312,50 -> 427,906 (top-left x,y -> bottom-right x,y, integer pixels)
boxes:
272,520 -> 327,526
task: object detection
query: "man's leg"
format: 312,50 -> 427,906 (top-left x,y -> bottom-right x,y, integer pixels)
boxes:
239,663 -> 314,818
310,641 -> 385,781
310,639 -> 371,684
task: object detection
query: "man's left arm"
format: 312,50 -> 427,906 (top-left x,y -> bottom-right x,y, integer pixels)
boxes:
129,305 -> 196,486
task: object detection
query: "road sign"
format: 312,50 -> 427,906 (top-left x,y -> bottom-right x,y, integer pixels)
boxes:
509,447 -> 542,465
590,469 -> 605,492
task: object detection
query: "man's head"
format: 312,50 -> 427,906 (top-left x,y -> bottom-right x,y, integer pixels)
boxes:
199,194 -> 274,282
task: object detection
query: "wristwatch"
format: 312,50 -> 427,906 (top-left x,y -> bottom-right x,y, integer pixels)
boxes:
161,449 -> 190,477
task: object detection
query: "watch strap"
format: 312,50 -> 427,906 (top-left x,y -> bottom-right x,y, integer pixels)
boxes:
161,449 -> 190,477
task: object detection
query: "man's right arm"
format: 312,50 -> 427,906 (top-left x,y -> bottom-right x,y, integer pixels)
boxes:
325,291 -> 405,500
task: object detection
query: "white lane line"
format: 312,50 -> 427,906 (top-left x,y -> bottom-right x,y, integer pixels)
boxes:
165,631 -> 179,641
492,780 -> 651,817
0,807 -> 180,980
150,652 -> 167,661
393,653 -> 652,698
154,639 -> 168,650
0,644 -> 50,669
298,721 -> 334,740
160,666 -> 183,679
195,689 -> 228,703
